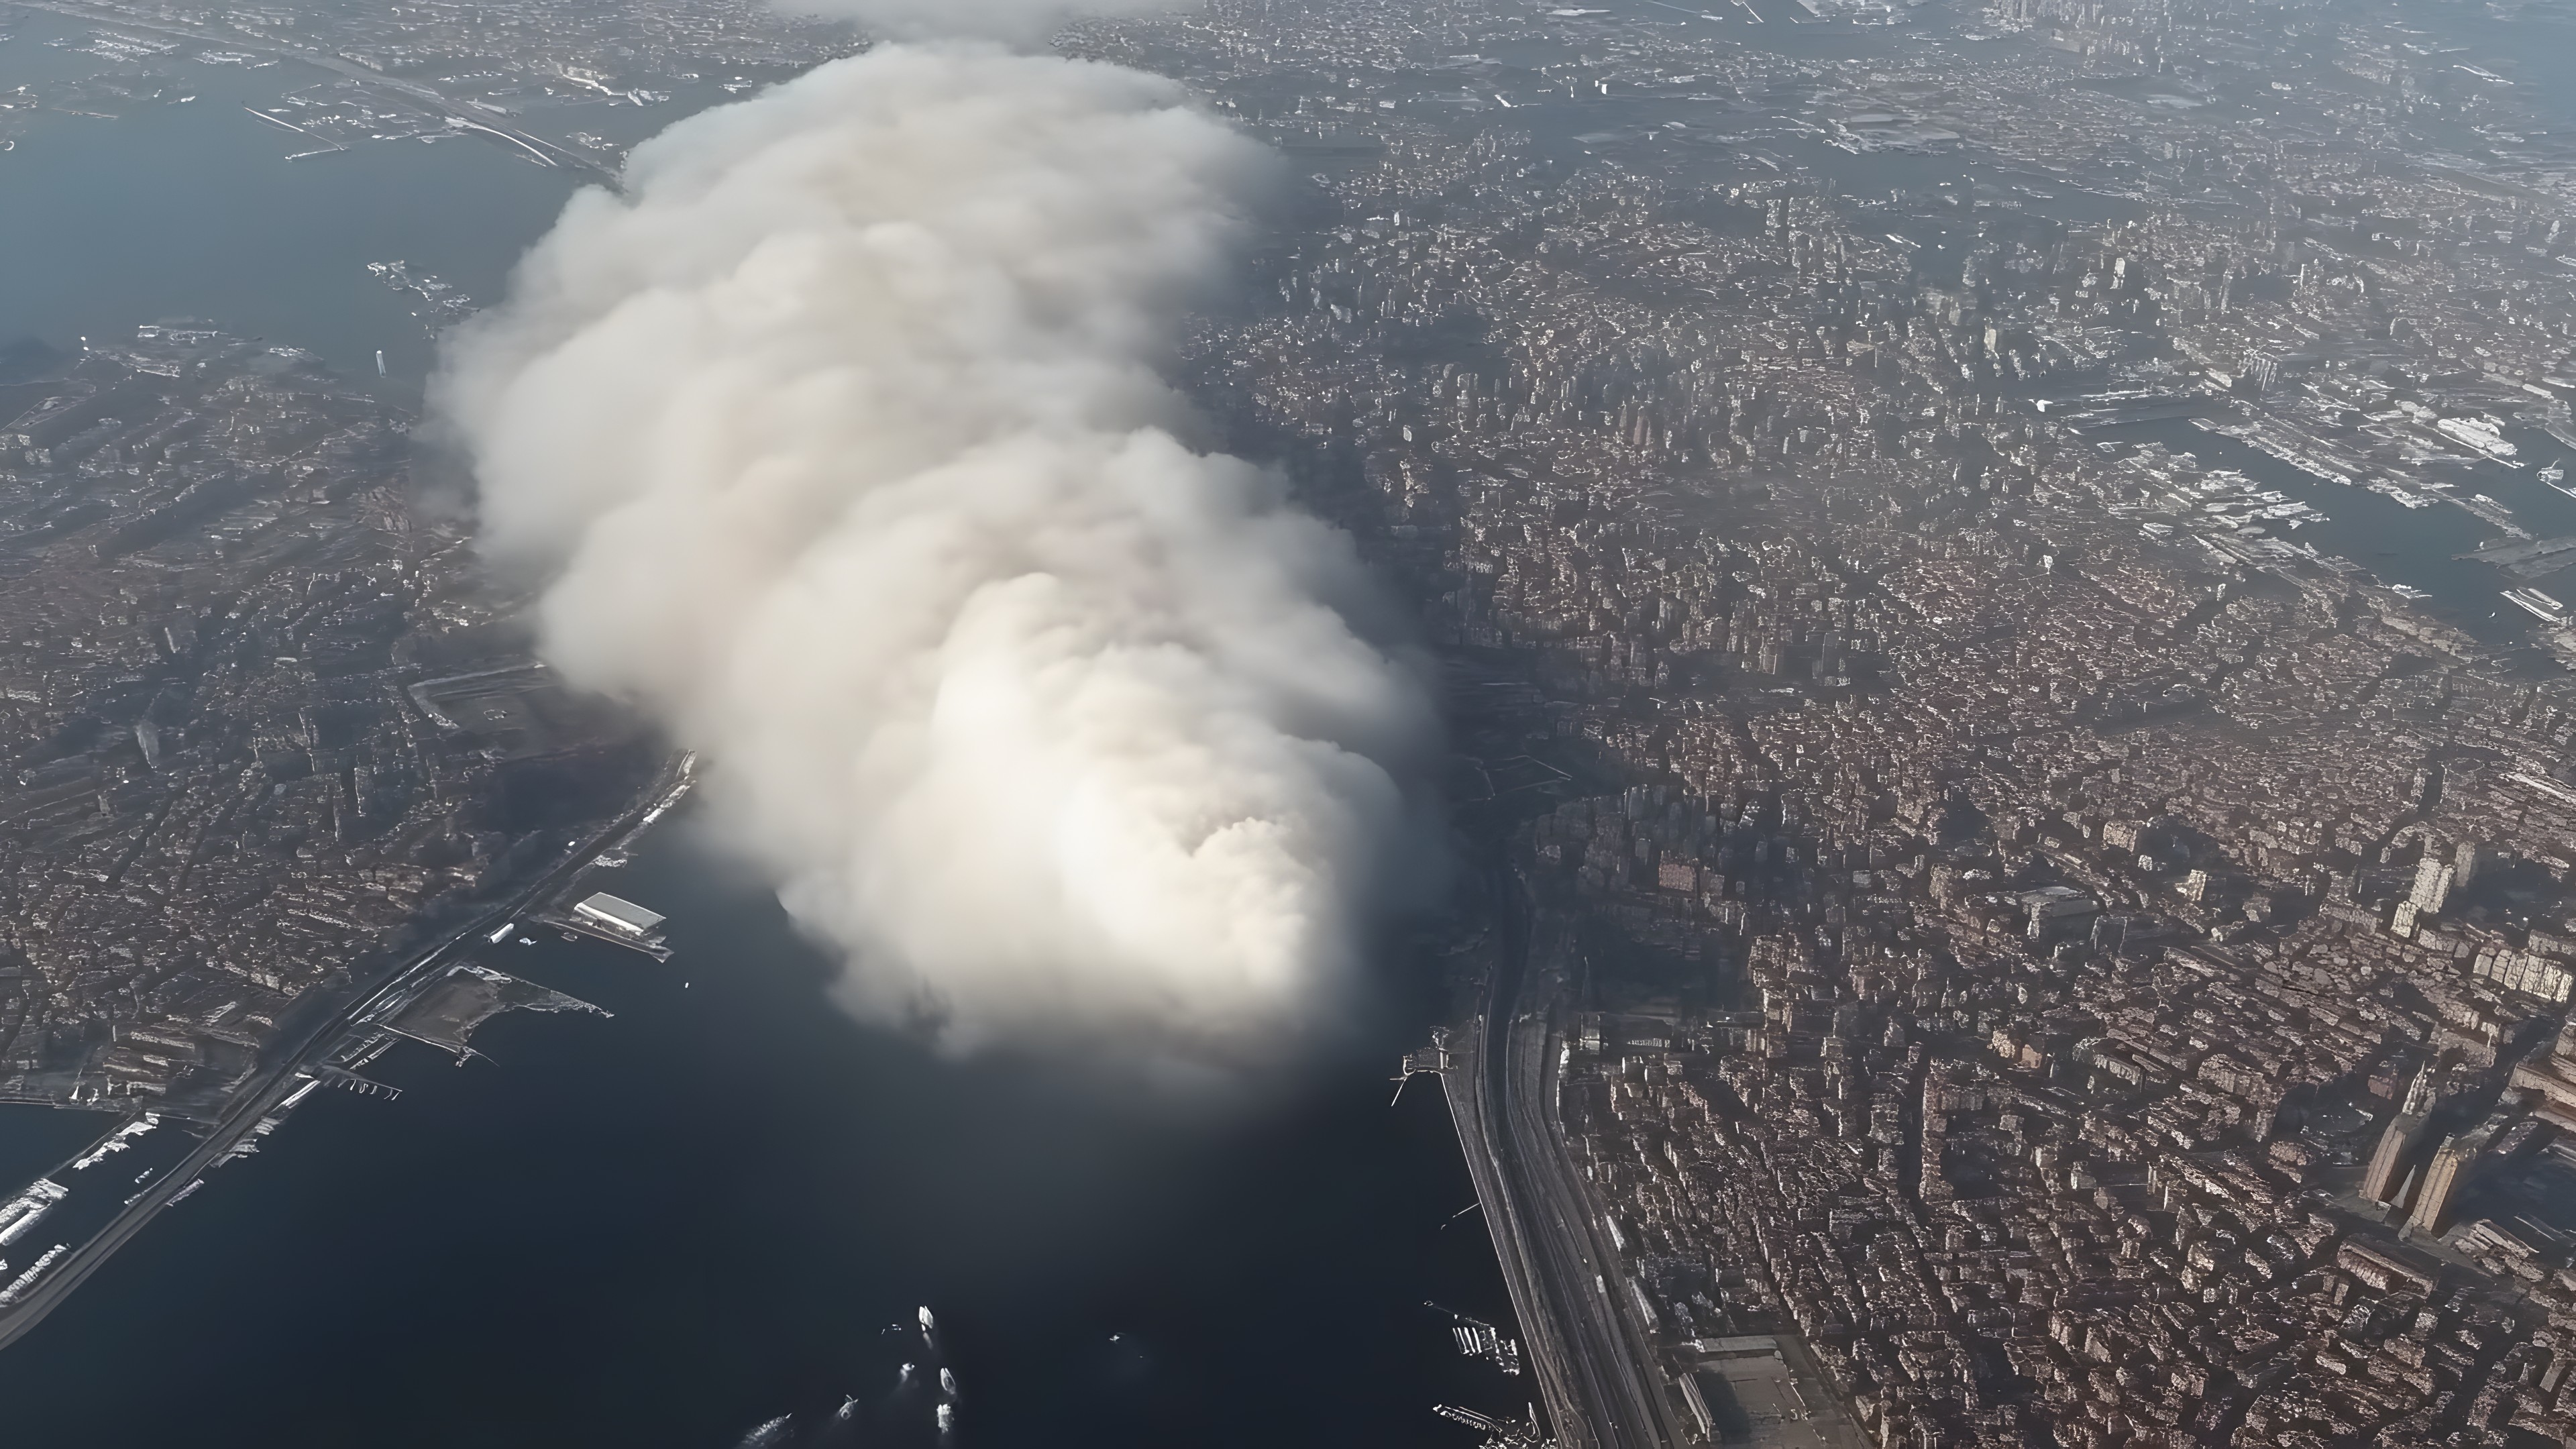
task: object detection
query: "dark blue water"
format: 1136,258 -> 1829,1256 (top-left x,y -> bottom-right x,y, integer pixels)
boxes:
0,9 -> 588,392
0,20 -> 1516,1443
0,820 -> 1515,1448
0,1108 -> 114,1195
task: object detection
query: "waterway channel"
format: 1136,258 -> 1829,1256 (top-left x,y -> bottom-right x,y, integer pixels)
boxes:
0,19 -> 1519,1443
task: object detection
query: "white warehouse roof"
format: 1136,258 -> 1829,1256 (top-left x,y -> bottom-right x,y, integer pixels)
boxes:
573,892 -> 665,936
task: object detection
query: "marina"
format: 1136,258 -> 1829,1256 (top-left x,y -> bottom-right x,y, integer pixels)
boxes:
2107,413 -> 2569,643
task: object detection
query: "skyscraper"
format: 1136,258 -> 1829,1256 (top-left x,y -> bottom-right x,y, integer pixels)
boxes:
2409,853 -> 2454,918
2363,1067 -> 2438,1207
2408,1129 -> 2485,1237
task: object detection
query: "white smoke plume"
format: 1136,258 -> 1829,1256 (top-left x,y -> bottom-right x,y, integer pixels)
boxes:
438,43 -> 1440,1067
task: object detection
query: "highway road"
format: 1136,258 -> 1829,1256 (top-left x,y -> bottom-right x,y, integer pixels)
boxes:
0,753 -> 692,1352
1454,861 -> 1691,1448
1445,1010 -> 1595,1448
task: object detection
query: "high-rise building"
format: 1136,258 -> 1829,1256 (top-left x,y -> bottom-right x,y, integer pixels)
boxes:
2363,1067 -> 2438,1206
2361,1116 -> 2420,1205
2247,1085 -> 2284,1144
2409,854 -> 2455,917
2454,839 -> 2485,893
2408,1130 -> 2483,1236
2391,900 -> 2422,938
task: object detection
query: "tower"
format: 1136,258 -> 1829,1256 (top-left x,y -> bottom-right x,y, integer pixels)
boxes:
2408,853 -> 2454,918
2408,1131 -> 2481,1237
2453,839 -> 2484,892
2362,1067 -> 2438,1207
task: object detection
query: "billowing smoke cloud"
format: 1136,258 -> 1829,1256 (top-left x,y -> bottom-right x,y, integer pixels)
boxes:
438,42 -> 1439,1067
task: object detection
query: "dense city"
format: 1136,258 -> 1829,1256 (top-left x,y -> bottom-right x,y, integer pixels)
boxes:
13,0 -> 2576,1443
1093,0 -> 2576,1444
0,0 -> 848,162
0,327 -> 653,1112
